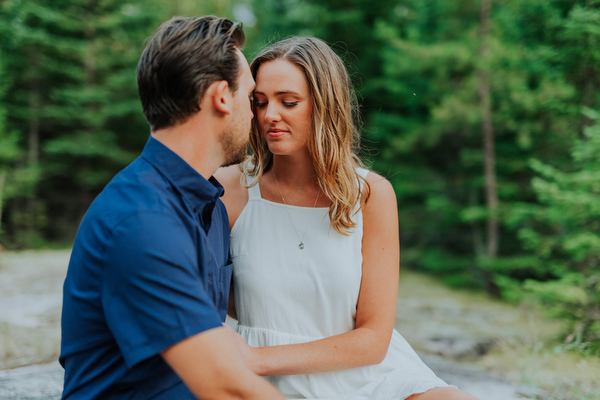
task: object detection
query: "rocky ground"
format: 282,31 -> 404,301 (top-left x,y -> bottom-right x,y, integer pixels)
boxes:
0,250 -> 590,399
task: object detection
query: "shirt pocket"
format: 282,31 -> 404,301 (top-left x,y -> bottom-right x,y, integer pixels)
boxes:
216,260 -> 233,320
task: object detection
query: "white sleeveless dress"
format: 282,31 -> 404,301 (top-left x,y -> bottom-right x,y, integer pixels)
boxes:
230,168 -> 451,399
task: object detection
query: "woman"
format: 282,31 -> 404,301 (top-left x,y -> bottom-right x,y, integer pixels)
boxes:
216,37 -> 478,400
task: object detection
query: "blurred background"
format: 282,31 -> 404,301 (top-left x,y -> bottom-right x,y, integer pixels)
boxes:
0,0 -> 598,397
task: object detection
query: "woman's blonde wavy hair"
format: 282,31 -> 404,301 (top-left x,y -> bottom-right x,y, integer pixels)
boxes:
243,36 -> 369,235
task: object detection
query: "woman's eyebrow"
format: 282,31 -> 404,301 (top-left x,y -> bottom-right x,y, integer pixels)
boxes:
254,90 -> 302,96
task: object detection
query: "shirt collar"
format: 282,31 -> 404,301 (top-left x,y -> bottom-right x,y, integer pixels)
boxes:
140,136 -> 224,226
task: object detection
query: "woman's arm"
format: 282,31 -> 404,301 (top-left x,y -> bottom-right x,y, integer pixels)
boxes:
235,172 -> 400,376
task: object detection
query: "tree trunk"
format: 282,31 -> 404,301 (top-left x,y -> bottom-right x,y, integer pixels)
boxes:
582,65 -> 596,130
78,3 -> 97,220
581,0 -> 596,132
0,170 -> 5,234
469,188 -> 485,258
28,82 -> 40,167
27,59 -> 41,235
478,0 -> 499,294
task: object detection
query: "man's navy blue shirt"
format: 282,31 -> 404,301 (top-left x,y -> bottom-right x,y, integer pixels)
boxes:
60,136 -> 232,399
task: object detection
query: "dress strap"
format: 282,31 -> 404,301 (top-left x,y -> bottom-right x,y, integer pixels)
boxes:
246,174 -> 261,200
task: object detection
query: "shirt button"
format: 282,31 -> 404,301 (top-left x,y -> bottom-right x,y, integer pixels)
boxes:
207,274 -> 211,283
193,206 -> 199,213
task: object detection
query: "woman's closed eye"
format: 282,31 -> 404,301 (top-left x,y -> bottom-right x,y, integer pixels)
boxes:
255,101 -> 299,108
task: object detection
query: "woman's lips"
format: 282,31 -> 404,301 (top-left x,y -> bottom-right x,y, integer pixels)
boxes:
267,129 -> 287,138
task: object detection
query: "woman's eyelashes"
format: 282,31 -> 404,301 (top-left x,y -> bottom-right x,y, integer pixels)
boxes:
254,100 -> 299,108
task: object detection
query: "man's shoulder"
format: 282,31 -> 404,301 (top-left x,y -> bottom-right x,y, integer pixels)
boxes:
101,158 -> 173,207
80,158 -> 181,234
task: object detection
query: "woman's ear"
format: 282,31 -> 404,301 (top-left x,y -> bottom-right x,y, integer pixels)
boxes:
210,80 -> 232,116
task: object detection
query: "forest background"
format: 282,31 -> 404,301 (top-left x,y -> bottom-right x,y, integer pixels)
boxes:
0,0 -> 598,355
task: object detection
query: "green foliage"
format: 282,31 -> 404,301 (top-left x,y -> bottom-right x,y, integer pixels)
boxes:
0,0 -> 164,244
244,0 -> 324,56
0,49 -> 19,166
347,0 -> 582,291
0,33 -> 23,236
509,111 -> 600,348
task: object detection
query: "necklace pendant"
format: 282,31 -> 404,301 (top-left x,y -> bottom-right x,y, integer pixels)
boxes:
299,242 -> 305,250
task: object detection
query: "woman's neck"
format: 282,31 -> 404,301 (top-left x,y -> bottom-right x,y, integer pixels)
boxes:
264,155 -> 325,206
271,155 -> 318,184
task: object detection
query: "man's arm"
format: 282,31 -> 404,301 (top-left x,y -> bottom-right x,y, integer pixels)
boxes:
162,326 -> 284,400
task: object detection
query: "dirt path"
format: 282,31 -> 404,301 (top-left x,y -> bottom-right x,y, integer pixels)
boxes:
0,250 -> 566,399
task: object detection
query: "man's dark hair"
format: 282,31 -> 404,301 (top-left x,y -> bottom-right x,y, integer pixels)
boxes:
137,16 -> 245,131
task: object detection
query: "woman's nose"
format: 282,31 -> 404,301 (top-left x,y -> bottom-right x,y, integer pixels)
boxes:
264,104 -> 280,122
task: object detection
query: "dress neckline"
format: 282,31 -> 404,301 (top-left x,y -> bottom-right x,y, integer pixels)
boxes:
252,179 -> 330,210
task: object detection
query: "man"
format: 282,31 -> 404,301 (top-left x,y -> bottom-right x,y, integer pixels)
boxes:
59,16 -> 284,399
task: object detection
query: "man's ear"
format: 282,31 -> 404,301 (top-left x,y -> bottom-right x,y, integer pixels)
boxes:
208,80 -> 232,116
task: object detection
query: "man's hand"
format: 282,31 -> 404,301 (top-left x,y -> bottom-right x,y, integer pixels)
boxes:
222,323 -> 262,374
161,326 -> 283,400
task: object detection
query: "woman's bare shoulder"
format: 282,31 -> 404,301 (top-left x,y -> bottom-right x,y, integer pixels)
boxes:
362,170 -> 396,206
214,164 -> 244,191
214,165 -> 248,228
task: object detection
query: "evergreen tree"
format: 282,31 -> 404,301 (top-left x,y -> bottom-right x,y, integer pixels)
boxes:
0,0 -> 49,244
508,108 -> 600,349
40,0 -> 161,240
0,47 -> 22,238
246,0 -> 322,54
551,1 -> 599,130
350,0 -> 580,292
1,0 -> 163,244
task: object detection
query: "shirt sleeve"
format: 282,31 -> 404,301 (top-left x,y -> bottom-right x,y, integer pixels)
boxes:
101,211 -> 222,368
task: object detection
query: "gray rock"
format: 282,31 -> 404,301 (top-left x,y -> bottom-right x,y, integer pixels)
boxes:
421,354 -> 546,400
0,250 -> 542,400
420,337 -> 496,360
0,356 -> 544,400
0,362 -> 63,400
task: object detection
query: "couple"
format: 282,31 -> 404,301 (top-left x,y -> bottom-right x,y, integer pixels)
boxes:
60,16 -> 478,400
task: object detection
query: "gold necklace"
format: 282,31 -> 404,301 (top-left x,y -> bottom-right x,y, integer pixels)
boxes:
273,171 -> 321,250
